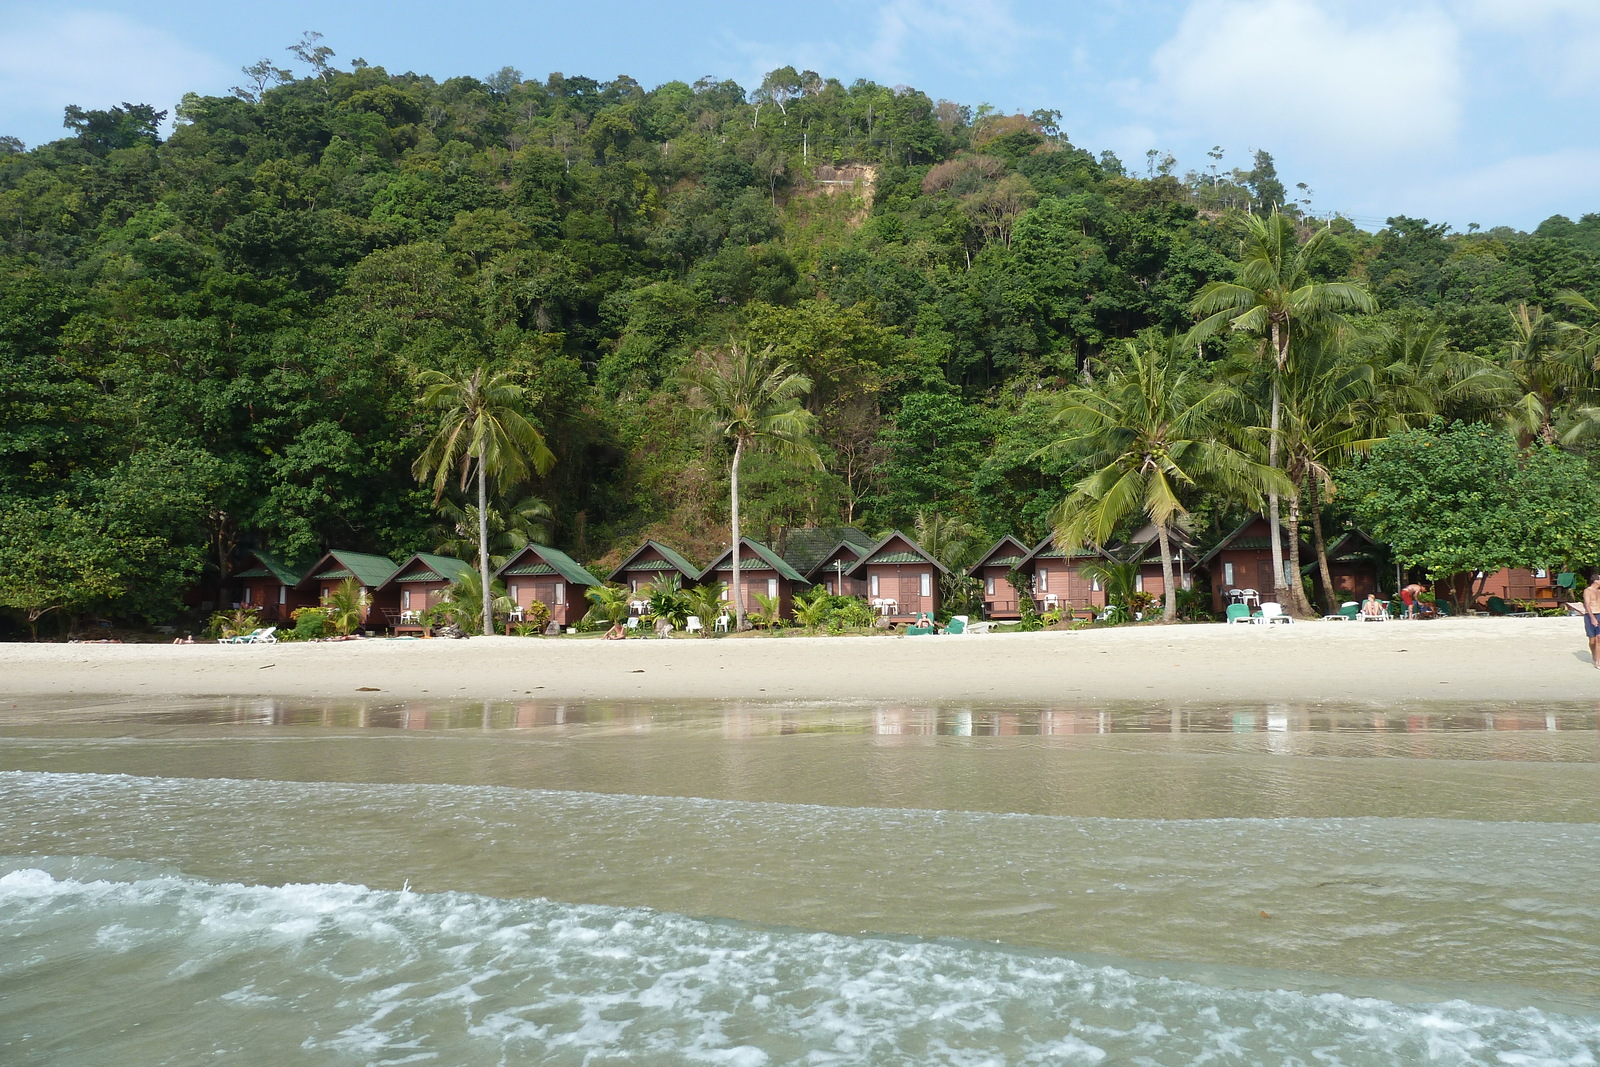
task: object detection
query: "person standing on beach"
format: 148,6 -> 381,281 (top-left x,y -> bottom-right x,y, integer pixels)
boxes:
1583,573 -> 1600,669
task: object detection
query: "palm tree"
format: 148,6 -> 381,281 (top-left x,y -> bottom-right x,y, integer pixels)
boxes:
912,508 -> 982,614
583,583 -> 633,628
1190,211 -> 1375,612
433,494 -> 554,570
1501,303 -> 1594,446
1276,336 -> 1385,613
413,366 -> 555,635
1040,336 -> 1288,622
676,344 -> 819,630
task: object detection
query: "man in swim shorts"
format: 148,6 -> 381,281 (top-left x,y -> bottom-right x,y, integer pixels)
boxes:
1584,573 -> 1600,669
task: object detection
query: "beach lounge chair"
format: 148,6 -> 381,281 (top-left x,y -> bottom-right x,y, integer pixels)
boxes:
1358,603 -> 1390,622
1485,596 -> 1536,618
685,616 -> 703,634
1255,602 -> 1292,625
220,627 -> 266,644
1225,604 -> 1253,625
1323,602 -> 1360,621
247,626 -> 277,644
940,616 -> 968,635
967,620 -> 995,635
625,616 -> 639,630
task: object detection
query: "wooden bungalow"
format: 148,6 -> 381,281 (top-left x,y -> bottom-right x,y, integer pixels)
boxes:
1301,529 -> 1387,605
378,553 -> 474,632
1019,536 -> 1111,617
232,550 -> 313,622
968,536 -> 1032,620
699,538 -> 809,620
606,540 -> 701,596
779,526 -> 876,598
1120,525 -> 1200,602
496,544 -> 601,628
1194,516 -> 1304,614
845,530 -> 948,622
295,550 -> 402,626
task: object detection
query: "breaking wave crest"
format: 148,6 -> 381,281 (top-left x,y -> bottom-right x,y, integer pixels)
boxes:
3,865 -> 1597,1066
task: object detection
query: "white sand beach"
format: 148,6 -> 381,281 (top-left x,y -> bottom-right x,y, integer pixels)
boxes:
1,616 -> 1595,706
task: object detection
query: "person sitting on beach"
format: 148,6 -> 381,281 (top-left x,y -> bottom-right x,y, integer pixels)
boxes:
603,621 -> 626,640
1584,573 -> 1600,670
1361,593 -> 1385,618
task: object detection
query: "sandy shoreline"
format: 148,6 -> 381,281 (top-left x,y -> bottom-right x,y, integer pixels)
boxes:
1,616 -> 1596,707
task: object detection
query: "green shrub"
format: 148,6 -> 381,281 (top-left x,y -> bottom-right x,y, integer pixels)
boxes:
290,607 -> 329,640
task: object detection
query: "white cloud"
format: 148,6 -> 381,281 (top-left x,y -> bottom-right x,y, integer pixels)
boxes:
1392,147 -> 1600,226
0,10 -> 229,145
1138,0 -> 1462,161
724,0 -> 1027,98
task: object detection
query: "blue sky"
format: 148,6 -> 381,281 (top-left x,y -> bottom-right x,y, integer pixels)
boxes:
2,0 -> 1597,231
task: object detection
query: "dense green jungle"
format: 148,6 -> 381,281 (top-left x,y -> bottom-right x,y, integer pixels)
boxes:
3,46 -> 1600,634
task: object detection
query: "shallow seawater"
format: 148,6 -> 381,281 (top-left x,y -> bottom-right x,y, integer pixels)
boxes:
1,698 -> 1597,1064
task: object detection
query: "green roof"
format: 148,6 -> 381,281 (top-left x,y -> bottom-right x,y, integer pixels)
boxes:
699,538 -> 808,583
502,562 -> 556,576
984,555 -> 1024,568
382,552 -> 473,588
606,540 -> 700,583
303,550 -> 399,588
845,531 -> 949,577
235,550 -> 307,586
866,551 -> 928,565
779,526 -> 875,575
967,536 -> 1032,577
1018,535 -> 1110,569
495,544 -> 599,586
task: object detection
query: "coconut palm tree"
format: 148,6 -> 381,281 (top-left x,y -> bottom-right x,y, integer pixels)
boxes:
676,344 -> 819,630
433,494 -> 554,570
1040,336 -> 1288,622
912,509 -> 983,614
1190,211 -> 1375,612
413,366 -> 555,635
1501,303 -> 1595,447
583,583 -> 633,628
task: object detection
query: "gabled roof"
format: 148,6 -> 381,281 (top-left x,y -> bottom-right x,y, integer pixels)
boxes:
298,549 -> 399,589
233,549 -> 309,587
699,538 -> 808,584
1300,529 -> 1387,573
1195,515 -> 1302,568
605,540 -> 700,583
1018,534 -> 1113,568
379,552 -> 474,590
844,531 -> 950,577
801,539 -> 870,582
1121,536 -> 1201,567
778,526 -> 876,576
495,544 -> 600,586
968,535 -> 1032,576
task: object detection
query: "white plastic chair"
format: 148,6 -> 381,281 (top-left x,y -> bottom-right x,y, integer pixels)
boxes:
685,616 -> 703,634
714,614 -> 729,632
1254,602 -> 1292,624
625,616 -> 639,629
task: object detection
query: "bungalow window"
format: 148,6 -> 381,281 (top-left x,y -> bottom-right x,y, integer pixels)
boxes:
241,587 -> 253,606
509,584 -> 519,603
767,577 -> 778,599
1135,574 -> 1143,592
1037,569 -> 1048,592
1224,563 -> 1235,586
920,572 -> 931,598
985,576 -> 995,596
278,586 -> 286,606
554,584 -> 565,605
870,573 -> 880,597
1091,578 -> 1101,592
630,577 -> 639,592
402,589 -> 411,610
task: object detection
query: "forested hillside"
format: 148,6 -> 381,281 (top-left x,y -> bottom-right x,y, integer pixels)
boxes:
3,48 -> 1599,631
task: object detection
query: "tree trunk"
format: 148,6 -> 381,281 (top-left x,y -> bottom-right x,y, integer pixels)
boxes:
730,436 -> 746,631
1266,321 -> 1288,610
1310,478 -> 1337,614
1157,522 -> 1177,623
478,454 -> 494,636
1284,484 -> 1314,617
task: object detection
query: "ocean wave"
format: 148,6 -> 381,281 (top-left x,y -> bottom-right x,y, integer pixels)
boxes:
2,867 -> 1596,1066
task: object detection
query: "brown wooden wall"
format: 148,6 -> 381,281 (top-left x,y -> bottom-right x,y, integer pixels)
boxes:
507,578 -> 585,626
865,564 -> 938,619
714,570 -> 795,619
1032,561 -> 1105,612
979,566 -> 1022,618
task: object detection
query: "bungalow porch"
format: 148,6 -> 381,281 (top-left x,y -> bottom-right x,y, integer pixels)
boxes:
845,531 -> 948,622
378,553 -> 474,632
968,535 -> 1031,620
294,550 -> 401,628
